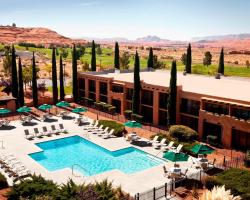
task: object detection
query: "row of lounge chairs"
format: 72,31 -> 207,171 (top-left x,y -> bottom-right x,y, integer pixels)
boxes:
83,121 -> 115,139
20,115 -> 32,124
0,153 -> 31,183
24,124 -> 67,140
0,119 -> 10,127
152,136 -> 183,153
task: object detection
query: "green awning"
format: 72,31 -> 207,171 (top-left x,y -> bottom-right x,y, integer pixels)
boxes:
0,108 -> 11,114
17,106 -> 31,113
191,144 -> 215,155
38,104 -> 52,110
56,101 -> 70,107
72,107 -> 88,113
163,151 -> 189,162
123,121 -> 142,128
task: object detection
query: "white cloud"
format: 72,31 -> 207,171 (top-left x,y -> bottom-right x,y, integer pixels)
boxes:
77,1 -> 97,7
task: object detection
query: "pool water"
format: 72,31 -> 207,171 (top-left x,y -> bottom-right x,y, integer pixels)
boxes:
29,136 -> 164,176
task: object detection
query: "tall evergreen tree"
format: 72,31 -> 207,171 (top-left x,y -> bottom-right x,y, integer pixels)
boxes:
114,42 -> 120,69
52,48 -> 58,104
185,43 -> 192,73
147,47 -> 154,68
91,40 -> 96,71
11,45 -> 18,103
167,60 -> 177,126
32,52 -> 38,107
218,48 -> 224,75
18,58 -> 24,107
132,51 -> 141,115
59,55 -> 65,101
72,44 -> 78,102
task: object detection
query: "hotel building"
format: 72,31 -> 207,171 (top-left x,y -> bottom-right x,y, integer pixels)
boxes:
77,70 -> 250,150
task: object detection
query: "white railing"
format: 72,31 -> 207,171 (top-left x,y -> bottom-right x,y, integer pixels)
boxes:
71,164 -> 90,177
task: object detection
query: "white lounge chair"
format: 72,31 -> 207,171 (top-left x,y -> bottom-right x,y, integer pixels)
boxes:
57,124 -> 67,133
163,141 -> 174,151
160,138 -> 167,146
102,129 -> 114,139
89,124 -> 103,134
84,121 -> 98,131
152,136 -> 159,143
97,127 -> 109,136
24,129 -> 35,140
34,128 -> 43,138
173,144 -> 183,153
42,126 -> 52,136
51,125 -> 60,135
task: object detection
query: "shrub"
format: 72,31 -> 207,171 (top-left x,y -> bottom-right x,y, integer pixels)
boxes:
0,173 -> 8,189
103,104 -> 112,112
169,125 -> 198,142
244,150 -> 250,167
97,120 -> 125,137
108,106 -> 116,115
203,176 -> 220,190
131,114 -> 143,123
124,110 -> 132,119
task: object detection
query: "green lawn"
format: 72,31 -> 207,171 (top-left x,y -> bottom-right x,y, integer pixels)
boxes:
47,86 -> 72,95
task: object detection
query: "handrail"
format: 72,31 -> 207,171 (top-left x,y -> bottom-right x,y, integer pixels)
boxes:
0,140 -> 4,149
71,164 -> 90,177
149,149 -> 164,162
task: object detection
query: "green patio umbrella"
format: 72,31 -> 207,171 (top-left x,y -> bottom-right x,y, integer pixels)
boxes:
191,144 -> 215,155
0,108 -> 11,114
17,106 -> 31,113
163,151 -> 189,162
56,101 -> 70,107
123,120 -> 142,128
72,107 -> 88,113
38,104 -> 52,111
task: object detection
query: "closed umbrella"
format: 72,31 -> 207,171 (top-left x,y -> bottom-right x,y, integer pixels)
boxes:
163,151 -> 189,162
123,121 -> 142,128
72,107 -> 88,113
56,101 -> 70,107
191,144 -> 215,155
17,106 -> 31,113
0,108 -> 11,115
38,104 -> 52,111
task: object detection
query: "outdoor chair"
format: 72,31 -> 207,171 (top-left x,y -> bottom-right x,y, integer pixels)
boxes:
97,127 -> 109,136
24,129 -> 34,140
33,128 -> 43,138
51,125 -> 60,135
42,126 -> 52,136
102,129 -> 114,139
163,166 -> 168,177
163,141 -> 174,151
58,124 -> 67,133
173,144 -> 183,153
151,136 -> 159,143
200,162 -> 208,171
208,158 -> 216,168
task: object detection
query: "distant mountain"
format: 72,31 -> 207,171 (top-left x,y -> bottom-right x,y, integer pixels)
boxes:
0,25 -> 86,46
82,36 -> 131,43
192,33 -> 250,42
136,35 -> 169,43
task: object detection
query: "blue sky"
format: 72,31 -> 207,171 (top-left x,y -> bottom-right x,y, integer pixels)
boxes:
0,0 -> 250,40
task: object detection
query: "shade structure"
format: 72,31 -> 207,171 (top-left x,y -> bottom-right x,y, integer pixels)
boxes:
0,108 -> 11,114
56,101 -> 70,107
191,144 -> 215,155
163,151 -> 189,162
72,107 -> 88,113
123,121 -> 142,128
17,106 -> 31,113
38,104 -> 52,111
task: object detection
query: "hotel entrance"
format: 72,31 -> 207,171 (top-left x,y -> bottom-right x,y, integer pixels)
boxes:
112,99 -> 121,114
232,129 -> 250,150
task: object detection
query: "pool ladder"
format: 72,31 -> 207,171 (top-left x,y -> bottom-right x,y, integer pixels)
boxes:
71,164 -> 90,178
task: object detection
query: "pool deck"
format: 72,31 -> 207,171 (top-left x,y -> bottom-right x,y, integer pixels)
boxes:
0,114 -> 200,195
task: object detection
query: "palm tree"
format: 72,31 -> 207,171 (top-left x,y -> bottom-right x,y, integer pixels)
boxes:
94,179 -> 116,200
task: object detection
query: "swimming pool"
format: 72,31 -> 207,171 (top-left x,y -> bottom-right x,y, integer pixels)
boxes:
29,136 -> 164,176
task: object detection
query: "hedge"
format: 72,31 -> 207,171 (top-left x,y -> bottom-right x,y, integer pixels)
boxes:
0,173 -> 8,190
97,120 -> 125,137
169,125 -> 198,142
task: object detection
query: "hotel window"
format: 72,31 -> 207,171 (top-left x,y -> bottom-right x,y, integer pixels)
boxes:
126,88 -> 133,100
141,106 -> 153,123
126,101 -> 132,110
141,89 -> 153,106
100,82 -> 107,95
100,95 -> 107,103
232,108 -> 250,120
180,98 -> 200,116
204,102 -> 229,115
180,115 -> 198,131
159,110 -> 168,126
79,90 -> 85,98
88,92 -> 96,101
112,84 -> 124,93
78,78 -> 85,90
89,80 -> 96,92
159,92 -> 168,109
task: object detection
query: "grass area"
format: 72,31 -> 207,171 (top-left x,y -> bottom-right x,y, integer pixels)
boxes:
47,85 -> 72,95
1,45 -> 250,77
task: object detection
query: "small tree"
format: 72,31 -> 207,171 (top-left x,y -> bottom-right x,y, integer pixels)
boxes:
18,58 -> 24,106
246,60 -> 250,68
32,52 -> 38,107
185,43 -> 192,73
181,53 -> 187,65
91,40 -> 96,71
3,46 -> 11,75
22,66 -> 32,90
147,47 -> 154,68
218,48 -> 224,75
153,55 -> 165,69
167,60 -> 177,126
132,51 -> 141,114
60,48 -> 68,59
11,45 -> 18,106
59,56 -> 65,101
72,44 -> 78,102
120,52 -> 130,69
52,48 -> 58,104
96,46 -> 102,55
203,51 -> 212,67
114,42 -> 120,69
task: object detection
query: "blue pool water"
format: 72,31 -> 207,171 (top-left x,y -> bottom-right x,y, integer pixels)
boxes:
29,136 -> 164,176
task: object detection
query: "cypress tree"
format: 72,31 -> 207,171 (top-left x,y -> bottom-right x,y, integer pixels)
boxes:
59,55 -> 65,101
32,52 -> 38,107
147,47 -> 154,68
167,60 -> 177,126
91,40 -> 96,71
52,48 -> 58,104
11,45 -> 18,103
185,43 -> 192,73
114,42 -> 120,69
218,48 -> 224,75
18,58 -> 24,107
132,51 -> 141,114
72,44 -> 78,102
